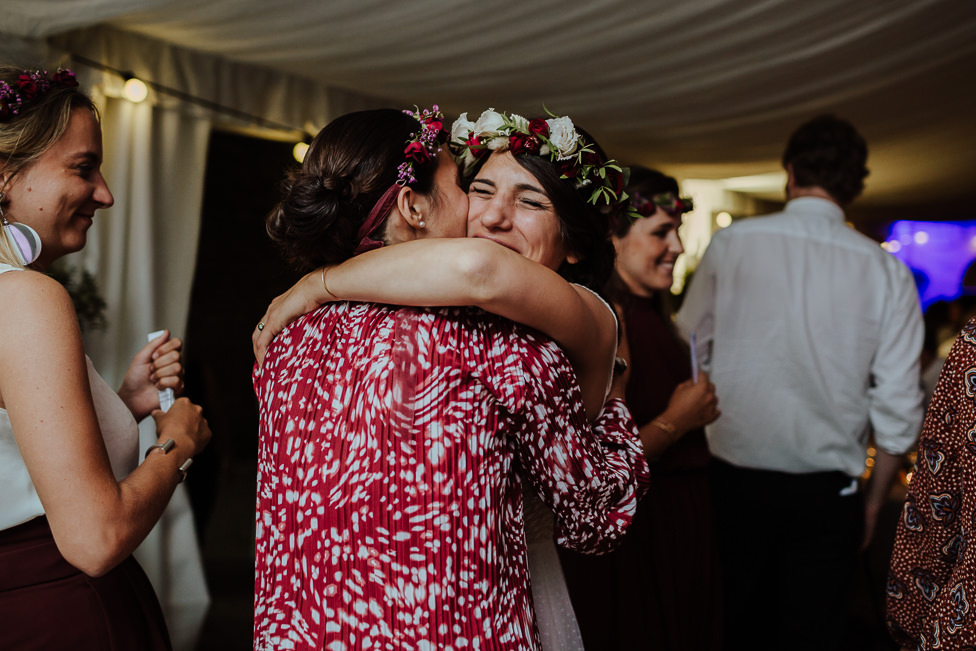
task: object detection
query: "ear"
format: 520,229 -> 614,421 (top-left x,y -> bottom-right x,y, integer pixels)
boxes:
566,252 -> 580,265
395,185 -> 429,232
785,163 -> 796,190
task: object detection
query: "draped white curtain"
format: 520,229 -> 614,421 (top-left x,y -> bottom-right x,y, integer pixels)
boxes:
74,97 -> 210,384
63,95 -> 213,651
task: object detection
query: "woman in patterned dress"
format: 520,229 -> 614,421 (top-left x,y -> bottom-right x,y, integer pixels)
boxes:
252,107 -> 651,650
887,317 -> 976,649
0,66 -> 211,649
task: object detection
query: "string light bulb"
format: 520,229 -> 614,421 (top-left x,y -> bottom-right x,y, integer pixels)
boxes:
293,141 -> 309,163
123,77 -> 149,103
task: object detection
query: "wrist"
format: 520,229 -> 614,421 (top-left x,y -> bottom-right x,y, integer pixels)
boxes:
319,267 -> 338,303
143,438 -> 193,483
651,418 -> 679,444
657,409 -> 687,438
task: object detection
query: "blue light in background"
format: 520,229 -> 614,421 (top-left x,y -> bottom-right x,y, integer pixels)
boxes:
883,220 -> 976,311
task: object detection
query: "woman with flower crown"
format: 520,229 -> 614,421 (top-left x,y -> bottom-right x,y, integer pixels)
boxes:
0,66 -> 211,649
252,107 -> 655,650
559,166 -> 723,651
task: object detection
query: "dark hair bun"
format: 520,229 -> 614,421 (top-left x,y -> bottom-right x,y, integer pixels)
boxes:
318,174 -> 361,204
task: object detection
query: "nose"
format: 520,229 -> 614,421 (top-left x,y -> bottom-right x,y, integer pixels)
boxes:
476,196 -> 512,232
93,173 -> 114,209
668,230 -> 684,255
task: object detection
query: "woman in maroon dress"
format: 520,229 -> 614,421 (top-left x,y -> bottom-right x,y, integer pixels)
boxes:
558,166 -> 723,651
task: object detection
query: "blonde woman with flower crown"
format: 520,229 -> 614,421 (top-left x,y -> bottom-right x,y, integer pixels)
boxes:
252,108 -> 657,650
0,66 -> 211,649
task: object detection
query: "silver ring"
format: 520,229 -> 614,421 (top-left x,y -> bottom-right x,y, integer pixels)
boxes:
257,322 -> 265,331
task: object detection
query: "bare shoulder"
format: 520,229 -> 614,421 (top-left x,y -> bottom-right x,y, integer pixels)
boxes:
0,270 -> 79,344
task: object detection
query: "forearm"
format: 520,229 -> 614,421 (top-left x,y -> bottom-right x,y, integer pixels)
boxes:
637,415 -> 684,462
864,447 -> 904,514
328,238 -> 520,308
57,452 -> 186,576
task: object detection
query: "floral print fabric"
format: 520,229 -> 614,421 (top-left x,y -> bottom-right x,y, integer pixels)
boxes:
888,317 -> 976,649
253,302 -> 649,650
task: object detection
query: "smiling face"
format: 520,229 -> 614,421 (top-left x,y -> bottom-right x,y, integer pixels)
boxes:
465,151 -> 569,270
613,207 -> 684,296
3,108 -> 113,269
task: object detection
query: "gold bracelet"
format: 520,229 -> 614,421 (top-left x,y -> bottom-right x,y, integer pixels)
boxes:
651,419 -> 677,438
321,267 -> 337,299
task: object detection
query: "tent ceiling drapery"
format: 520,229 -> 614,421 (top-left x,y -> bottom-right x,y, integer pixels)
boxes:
4,0 -> 976,220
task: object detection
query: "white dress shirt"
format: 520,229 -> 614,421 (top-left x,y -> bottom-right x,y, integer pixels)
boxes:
677,197 -> 924,477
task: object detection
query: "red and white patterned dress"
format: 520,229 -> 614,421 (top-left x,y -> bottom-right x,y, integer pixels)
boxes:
253,302 -> 649,651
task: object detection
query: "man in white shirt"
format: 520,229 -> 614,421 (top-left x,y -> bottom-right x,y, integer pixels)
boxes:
677,115 -> 924,650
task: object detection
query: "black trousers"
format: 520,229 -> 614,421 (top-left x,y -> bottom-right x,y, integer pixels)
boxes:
709,458 -> 863,651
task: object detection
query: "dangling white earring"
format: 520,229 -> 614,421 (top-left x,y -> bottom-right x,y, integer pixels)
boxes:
0,196 -> 42,265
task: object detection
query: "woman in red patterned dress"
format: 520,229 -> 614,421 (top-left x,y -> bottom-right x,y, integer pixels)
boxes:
252,107 -> 651,650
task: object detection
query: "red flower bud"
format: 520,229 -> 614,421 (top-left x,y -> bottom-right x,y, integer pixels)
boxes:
509,133 -> 529,155
528,118 -> 549,138
404,141 -> 429,163
581,150 -> 603,166
52,70 -> 78,87
558,160 -> 580,179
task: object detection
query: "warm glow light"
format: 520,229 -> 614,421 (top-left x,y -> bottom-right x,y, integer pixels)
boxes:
914,231 -> 929,245
123,78 -> 149,103
293,142 -> 309,163
886,240 -> 902,253
715,212 -> 733,228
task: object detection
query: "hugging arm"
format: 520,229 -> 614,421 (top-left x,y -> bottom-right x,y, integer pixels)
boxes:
254,238 -> 617,419
512,341 -> 650,553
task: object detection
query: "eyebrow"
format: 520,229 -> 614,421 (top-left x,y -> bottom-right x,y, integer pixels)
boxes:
66,151 -> 100,164
471,178 -> 548,196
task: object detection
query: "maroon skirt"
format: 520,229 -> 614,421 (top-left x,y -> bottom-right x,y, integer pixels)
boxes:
0,516 -> 171,650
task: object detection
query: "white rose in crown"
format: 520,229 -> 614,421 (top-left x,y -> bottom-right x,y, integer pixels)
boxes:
451,113 -> 476,143
508,113 -> 529,133
546,116 -> 579,159
474,109 -> 507,137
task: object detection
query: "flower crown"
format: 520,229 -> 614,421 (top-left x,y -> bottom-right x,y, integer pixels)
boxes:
448,108 -> 628,212
631,192 -> 694,218
397,105 -> 449,186
0,68 -> 79,122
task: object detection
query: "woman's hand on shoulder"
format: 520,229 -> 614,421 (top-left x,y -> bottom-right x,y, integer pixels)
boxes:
253,267 -> 335,366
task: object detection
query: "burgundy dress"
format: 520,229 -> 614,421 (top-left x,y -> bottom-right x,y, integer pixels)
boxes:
558,293 -> 723,651
253,302 -> 650,651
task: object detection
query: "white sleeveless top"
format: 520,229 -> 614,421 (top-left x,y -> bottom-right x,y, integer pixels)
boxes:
0,263 -> 139,531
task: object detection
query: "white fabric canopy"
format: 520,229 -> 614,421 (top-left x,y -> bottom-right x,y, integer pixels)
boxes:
5,0 -> 975,214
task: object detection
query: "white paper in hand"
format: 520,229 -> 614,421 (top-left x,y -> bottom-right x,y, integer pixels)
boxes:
147,330 -> 175,412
